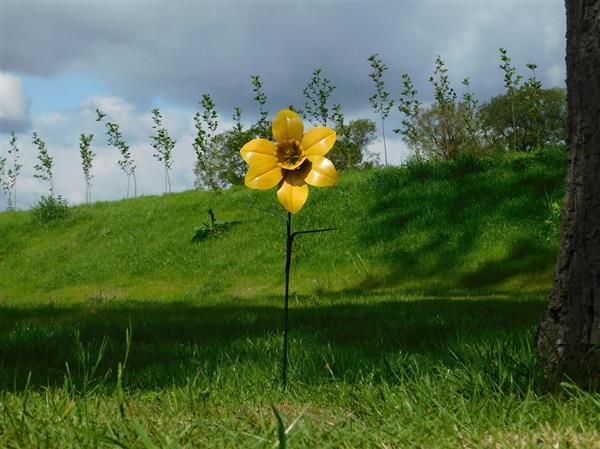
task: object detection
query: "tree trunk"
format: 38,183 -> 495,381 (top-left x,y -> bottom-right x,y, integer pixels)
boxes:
537,0 -> 600,387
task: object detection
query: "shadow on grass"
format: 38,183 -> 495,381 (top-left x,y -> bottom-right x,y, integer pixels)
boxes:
356,150 -> 564,291
0,296 -> 546,390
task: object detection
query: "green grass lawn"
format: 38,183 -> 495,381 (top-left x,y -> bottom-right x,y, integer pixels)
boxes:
2,146 -> 599,448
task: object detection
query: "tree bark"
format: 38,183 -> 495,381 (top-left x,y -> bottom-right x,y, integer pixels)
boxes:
537,0 -> 600,387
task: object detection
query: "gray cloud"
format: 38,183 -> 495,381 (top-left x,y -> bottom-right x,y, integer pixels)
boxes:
3,1 -> 565,119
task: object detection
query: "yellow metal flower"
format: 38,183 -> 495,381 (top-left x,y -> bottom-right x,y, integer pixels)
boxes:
240,109 -> 338,213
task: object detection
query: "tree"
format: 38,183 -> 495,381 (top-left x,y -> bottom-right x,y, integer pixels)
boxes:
302,68 -> 338,127
498,48 -> 523,152
461,77 -> 481,149
32,132 -> 55,197
193,94 -> 220,190
1,132 -> 22,210
97,110 -> 137,198
0,155 -> 5,207
150,108 -> 176,193
197,107 -> 252,187
394,73 -> 422,155
479,87 -> 566,152
79,133 -> 95,204
330,118 -> 378,170
409,102 -> 473,160
368,53 -> 394,166
537,0 -> 600,387
250,75 -> 271,139
523,63 -> 544,149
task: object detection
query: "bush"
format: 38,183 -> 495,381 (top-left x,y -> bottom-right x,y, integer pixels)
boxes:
407,102 -> 484,161
479,87 -> 566,152
330,118 -> 378,170
32,195 -> 70,223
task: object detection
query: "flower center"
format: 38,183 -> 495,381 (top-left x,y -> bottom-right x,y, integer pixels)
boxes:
276,139 -> 306,169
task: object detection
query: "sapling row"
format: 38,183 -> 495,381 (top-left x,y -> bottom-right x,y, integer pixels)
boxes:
393,49 -> 553,159
1,49 -> 557,210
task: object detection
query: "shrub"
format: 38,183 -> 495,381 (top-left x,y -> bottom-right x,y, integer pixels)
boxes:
409,102 -> 484,160
32,195 -> 70,223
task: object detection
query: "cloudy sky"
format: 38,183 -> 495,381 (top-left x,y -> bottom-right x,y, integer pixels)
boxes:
0,0 -> 565,210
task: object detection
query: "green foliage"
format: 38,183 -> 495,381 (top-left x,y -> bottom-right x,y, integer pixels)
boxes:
461,77 -> 480,145
414,56 -> 481,160
1,131 -> 22,210
98,110 -> 137,198
32,132 -> 55,197
429,55 -> 457,108
544,197 -> 562,242
479,87 -> 566,152
250,75 -> 271,139
410,102 -> 479,160
194,102 -> 272,189
523,64 -> 544,148
301,68 -> 338,126
79,133 -> 95,204
397,59 -> 480,160
499,48 -> 524,152
195,127 -> 255,188
0,153 -> 6,208
32,194 -> 70,223
192,208 -> 235,242
367,53 -> 394,118
499,47 -> 523,95
150,108 -> 176,193
95,108 -> 107,122
368,53 -> 394,165
193,94 -> 221,190
394,73 -> 422,150
330,118 -> 378,170
395,54 -> 564,159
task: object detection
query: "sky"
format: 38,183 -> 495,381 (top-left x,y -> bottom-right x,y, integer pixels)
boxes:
0,0 -> 566,210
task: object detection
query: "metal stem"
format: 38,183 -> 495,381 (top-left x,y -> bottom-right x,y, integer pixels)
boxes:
282,212 -> 292,388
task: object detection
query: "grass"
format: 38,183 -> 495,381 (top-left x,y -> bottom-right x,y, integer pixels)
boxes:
2,146 -> 600,448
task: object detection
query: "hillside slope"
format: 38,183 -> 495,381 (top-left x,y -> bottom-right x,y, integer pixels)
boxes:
0,147 -> 566,304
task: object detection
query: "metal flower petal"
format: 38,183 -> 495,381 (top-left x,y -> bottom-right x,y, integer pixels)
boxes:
277,171 -> 309,214
272,109 -> 304,143
245,161 -> 283,190
301,127 -> 336,158
240,109 -> 337,214
304,156 -> 338,187
240,138 -> 278,165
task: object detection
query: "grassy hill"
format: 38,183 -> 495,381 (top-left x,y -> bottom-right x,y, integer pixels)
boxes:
5,146 -> 599,449
0,146 -> 565,304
